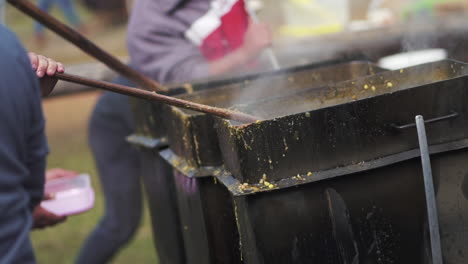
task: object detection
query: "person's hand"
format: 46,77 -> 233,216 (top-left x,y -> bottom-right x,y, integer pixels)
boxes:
32,205 -> 67,229
46,168 -> 78,181
44,168 -> 79,199
239,20 -> 272,60
28,52 -> 65,97
28,52 -> 64,78
32,168 -> 78,229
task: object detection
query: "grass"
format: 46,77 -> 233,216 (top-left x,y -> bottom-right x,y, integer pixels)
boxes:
31,93 -> 158,263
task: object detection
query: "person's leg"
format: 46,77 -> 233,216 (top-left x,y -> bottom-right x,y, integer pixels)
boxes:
56,0 -> 81,27
34,0 -> 54,35
76,89 -> 142,264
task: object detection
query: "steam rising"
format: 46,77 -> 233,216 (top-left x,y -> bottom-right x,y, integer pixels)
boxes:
401,13 -> 438,52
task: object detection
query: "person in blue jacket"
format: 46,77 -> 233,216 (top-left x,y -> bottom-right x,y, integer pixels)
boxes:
0,24 -> 73,263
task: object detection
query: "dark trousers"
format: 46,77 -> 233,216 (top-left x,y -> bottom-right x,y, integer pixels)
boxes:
76,82 -> 142,263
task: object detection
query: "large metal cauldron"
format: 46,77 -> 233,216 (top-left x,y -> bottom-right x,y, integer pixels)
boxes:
129,58 -> 366,263
214,60 -> 468,263
158,61 -> 385,264
164,61 -> 384,169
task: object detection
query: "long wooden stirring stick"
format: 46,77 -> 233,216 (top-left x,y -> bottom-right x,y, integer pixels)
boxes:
8,0 -> 259,123
53,72 -> 259,123
7,0 -> 167,93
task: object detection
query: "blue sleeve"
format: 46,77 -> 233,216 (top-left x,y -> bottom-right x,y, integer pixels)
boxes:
0,25 -> 48,213
24,77 -> 49,210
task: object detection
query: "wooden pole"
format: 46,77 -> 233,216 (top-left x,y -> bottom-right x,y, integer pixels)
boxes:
54,72 -> 259,124
7,0 -> 168,93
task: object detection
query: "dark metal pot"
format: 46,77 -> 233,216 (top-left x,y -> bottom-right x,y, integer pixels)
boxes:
214,60 -> 468,263
159,61 -> 385,264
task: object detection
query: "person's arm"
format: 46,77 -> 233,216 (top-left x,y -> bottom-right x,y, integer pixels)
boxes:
0,25 -> 47,216
127,0 -> 209,83
127,0 -> 271,83
24,52 -> 65,204
207,21 -> 272,76
0,24 -> 69,235
25,54 -> 73,228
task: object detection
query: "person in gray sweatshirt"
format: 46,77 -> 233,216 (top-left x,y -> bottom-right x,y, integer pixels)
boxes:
76,1 -> 272,263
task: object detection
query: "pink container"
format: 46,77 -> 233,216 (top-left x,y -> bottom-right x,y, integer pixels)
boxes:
41,174 -> 95,217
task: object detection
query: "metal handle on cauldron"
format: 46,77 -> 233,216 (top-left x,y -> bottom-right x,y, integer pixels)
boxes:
392,111 -> 458,130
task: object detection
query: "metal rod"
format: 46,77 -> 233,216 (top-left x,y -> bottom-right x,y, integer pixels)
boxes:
54,72 -> 259,124
247,6 -> 280,70
264,47 -> 280,70
415,115 -> 443,264
6,0 -> 167,93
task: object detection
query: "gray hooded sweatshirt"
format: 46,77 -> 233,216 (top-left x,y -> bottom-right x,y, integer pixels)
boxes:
127,0 -> 212,84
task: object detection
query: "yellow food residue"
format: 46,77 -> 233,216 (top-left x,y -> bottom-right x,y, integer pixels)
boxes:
293,173 -> 305,181
259,173 -> 267,184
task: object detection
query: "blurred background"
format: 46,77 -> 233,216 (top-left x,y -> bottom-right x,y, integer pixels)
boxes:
3,0 -> 468,263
